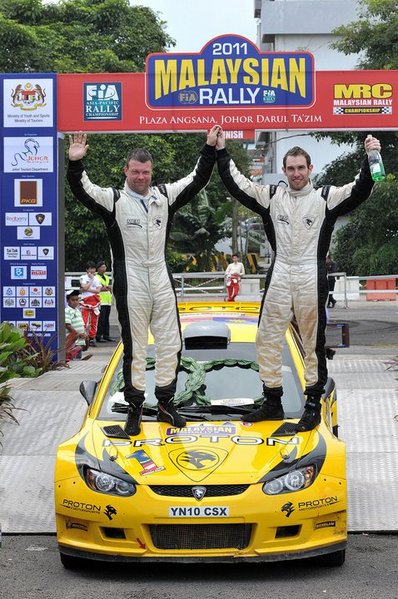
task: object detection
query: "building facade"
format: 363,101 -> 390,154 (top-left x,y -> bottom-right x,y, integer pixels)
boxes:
254,0 -> 360,180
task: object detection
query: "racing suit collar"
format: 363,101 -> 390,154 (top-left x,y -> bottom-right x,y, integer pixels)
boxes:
287,181 -> 313,197
124,183 -> 161,205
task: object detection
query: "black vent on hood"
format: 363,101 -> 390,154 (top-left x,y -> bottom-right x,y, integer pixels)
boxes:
183,321 -> 230,350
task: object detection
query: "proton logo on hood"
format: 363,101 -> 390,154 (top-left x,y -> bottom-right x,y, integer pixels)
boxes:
169,446 -> 228,482
192,486 -> 207,501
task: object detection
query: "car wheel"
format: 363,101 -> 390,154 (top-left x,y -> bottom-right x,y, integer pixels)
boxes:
60,552 -> 85,570
316,549 -> 346,567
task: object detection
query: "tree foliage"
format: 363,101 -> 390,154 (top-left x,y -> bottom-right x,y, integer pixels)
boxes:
0,0 -> 174,72
0,0 -> 249,270
315,0 -> 398,275
333,179 -> 398,275
331,0 -> 398,70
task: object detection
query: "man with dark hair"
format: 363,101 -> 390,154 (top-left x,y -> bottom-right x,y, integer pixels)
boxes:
283,146 -> 312,168
67,128 -> 220,436
216,128 -> 381,431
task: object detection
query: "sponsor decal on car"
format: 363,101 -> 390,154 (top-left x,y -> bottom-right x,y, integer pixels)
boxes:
133,434 -> 265,446
166,423 -> 236,437
314,520 -> 336,530
266,437 -> 300,446
168,447 -> 228,482
62,499 -> 101,514
169,506 -> 229,518
298,496 -> 339,511
126,449 -> 165,476
281,502 -> 295,518
66,521 -> 88,532
62,499 -> 118,520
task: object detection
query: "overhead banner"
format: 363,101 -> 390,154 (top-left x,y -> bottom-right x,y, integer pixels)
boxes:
57,35 -> 397,133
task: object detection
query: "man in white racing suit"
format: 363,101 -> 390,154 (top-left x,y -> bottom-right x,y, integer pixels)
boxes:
67,128 -> 220,435
216,129 -> 380,431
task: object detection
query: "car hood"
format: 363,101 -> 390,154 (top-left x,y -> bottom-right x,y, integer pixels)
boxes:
76,420 -> 327,485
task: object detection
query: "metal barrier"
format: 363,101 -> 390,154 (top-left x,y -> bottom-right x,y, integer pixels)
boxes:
359,274 -> 398,301
65,272 -> 398,305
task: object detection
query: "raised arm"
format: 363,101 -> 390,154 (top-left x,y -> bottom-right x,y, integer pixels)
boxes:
326,135 -> 380,217
216,128 -> 271,217
67,132 -> 117,223
164,126 -> 220,213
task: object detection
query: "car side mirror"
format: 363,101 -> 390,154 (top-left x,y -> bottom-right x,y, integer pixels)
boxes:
79,380 -> 98,405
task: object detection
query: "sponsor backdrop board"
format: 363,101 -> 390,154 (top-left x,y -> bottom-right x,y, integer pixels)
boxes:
0,73 -> 60,350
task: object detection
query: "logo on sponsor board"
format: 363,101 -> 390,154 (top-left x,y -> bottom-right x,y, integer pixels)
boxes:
146,35 -> 314,108
14,179 -> 43,206
333,83 -> 393,115
84,83 -> 122,121
11,82 -> 47,111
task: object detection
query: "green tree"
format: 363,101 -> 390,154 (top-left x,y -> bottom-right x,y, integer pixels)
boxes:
314,0 -> 398,274
0,0 -> 250,271
333,179 -> 398,275
170,190 -> 231,271
0,0 -> 174,73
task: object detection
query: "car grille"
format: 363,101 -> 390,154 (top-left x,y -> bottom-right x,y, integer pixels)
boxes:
149,485 -> 249,497
150,524 -> 252,550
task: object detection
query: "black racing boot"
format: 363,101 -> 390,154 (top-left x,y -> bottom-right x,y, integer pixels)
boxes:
157,398 -> 186,428
241,395 -> 285,422
295,397 -> 321,432
124,404 -> 143,436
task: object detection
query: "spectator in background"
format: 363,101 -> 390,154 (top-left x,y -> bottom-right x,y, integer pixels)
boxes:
96,260 -> 115,343
79,261 -> 102,346
225,253 -> 245,301
65,289 -> 88,360
326,254 -> 338,308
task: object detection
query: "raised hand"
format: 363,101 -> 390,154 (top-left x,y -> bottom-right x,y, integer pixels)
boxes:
364,134 -> 381,153
216,127 -> 226,150
207,125 -> 221,146
68,132 -> 89,161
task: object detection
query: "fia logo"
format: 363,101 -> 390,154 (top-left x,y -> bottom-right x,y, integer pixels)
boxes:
84,83 -> 122,121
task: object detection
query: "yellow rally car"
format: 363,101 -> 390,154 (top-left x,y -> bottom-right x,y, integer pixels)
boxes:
54,302 -> 347,568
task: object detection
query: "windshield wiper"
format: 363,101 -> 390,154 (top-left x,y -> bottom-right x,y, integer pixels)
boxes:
111,403 -> 212,421
199,404 -> 254,415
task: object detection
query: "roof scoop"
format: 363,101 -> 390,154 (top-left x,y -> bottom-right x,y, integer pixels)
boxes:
183,321 -> 231,349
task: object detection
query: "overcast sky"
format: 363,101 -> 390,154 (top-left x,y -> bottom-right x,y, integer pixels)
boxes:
130,0 -> 258,52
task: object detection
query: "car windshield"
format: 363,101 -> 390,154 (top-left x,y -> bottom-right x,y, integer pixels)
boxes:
99,342 -> 304,421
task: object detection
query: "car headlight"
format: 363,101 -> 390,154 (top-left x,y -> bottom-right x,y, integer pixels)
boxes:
262,465 -> 315,495
84,468 -> 136,497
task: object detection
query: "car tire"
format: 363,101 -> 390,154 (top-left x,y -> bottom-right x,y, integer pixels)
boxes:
316,548 -> 346,567
60,552 -> 85,570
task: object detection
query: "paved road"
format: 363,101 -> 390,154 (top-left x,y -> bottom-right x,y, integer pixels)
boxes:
1,534 -> 397,599
328,300 -> 398,353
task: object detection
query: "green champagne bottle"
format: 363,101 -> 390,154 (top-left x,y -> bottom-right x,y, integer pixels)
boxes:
366,134 -> 385,181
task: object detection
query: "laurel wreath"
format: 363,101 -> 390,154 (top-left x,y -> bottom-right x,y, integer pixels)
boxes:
110,357 -> 262,406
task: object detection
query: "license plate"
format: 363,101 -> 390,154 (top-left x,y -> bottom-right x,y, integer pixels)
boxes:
169,506 -> 229,518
